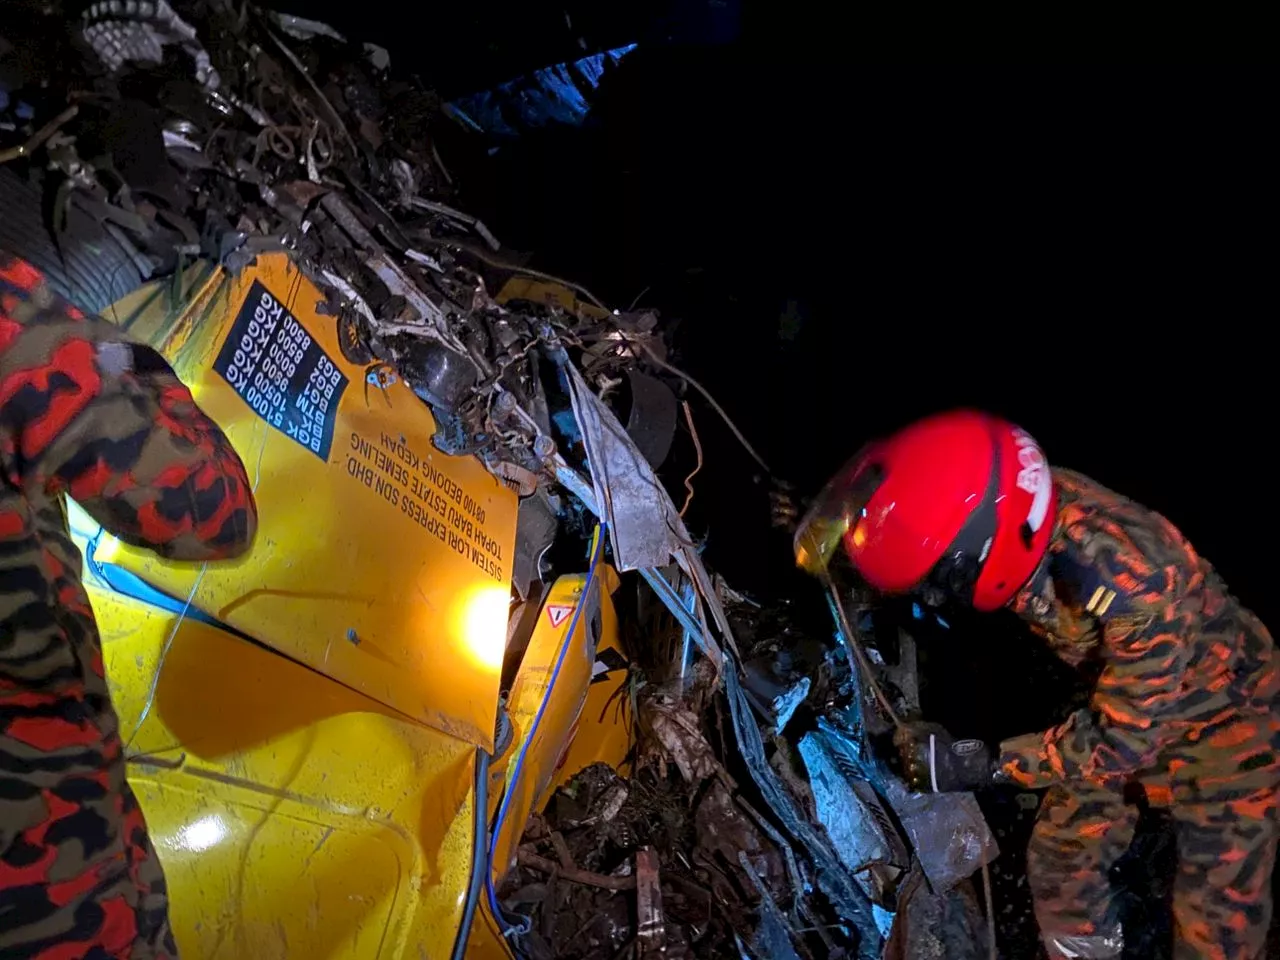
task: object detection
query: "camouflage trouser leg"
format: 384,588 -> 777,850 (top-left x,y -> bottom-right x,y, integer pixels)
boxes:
0,765 -> 177,958
1169,789 -> 1278,960
1027,781 -> 1135,959
120,779 -> 180,959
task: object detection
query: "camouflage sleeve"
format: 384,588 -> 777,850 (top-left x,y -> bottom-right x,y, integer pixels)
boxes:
998,512 -> 1189,789
0,253 -> 257,560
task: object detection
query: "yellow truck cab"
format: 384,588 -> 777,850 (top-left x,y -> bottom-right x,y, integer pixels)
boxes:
75,252 -> 636,958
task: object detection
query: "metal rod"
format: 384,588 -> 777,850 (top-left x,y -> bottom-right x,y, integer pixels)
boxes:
824,579 -> 902,729
517,850 -> 635,891
640,567 -> 711,658
981,857 -> 997,960
0,105 -> 78,164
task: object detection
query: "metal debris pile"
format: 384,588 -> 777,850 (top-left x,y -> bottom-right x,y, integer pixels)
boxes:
505,587 -> 1008,959
507,761 -> 747,960
1,0 -> 681,522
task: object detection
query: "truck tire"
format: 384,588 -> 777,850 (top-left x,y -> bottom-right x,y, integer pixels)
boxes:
0,166 -> 147,315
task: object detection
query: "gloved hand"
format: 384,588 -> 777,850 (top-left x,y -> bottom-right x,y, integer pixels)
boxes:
894,722 -> 997,793
767,477 -> 800,532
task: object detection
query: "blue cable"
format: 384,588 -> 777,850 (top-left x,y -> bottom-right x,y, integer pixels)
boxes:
84,529 -> 253,641
450,746 -> 492,960
485,525 -> 605,940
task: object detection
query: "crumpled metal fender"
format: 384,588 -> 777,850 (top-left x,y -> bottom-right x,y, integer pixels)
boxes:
90,582 -> 479,959
723,658 -> 883,958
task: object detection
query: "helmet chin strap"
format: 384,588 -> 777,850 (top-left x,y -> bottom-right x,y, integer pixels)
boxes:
928,434 -> 1004,605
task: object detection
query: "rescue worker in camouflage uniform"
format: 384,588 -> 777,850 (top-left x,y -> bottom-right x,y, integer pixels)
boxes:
1,252 -> 257,957
794,409 -> 1280,960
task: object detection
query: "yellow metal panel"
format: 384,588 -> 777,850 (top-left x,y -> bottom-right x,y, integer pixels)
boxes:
547,607 -> 635,793
94,254 -> 517,749
494,276 -> 611,321
138,777 -> 401,958
93,583 -> 482,959
487,567 -> 619,883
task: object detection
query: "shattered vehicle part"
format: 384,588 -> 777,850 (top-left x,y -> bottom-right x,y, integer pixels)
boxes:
408,196 -> 501,251
798,730 -> 907,904
626,368 -> 679,470
814,718 -> 999,895
553,377 -> 730,670
771,677 -> 809,735
723,662 -> 883,958
692,780 -> 784,900
640,694 -> 719,785
395,338 -> 481,411
513,488 -> 559,598
877,778 -> 998,897
566,361 -> 687,571
883,867 -> 992,960
743,657 -> 811,736
82,0 -> 221,90
738,851 -> 804,960
636,847 -> 665,957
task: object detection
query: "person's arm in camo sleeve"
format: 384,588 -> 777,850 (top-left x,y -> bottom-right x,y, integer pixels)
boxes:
0,252 -> 257,559
997,511 -> 1191,789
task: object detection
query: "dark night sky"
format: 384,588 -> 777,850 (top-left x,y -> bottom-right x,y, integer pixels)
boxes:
297,1 -> 1274,624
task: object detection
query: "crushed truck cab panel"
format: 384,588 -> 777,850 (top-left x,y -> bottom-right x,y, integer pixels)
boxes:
485,563 -> 632,887
71,256 -> 640,958
90,583 -> 479,959
94,255 -> 518,749
86,551 -> 634,960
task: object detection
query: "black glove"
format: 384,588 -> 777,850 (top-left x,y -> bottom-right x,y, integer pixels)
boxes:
894,722 -> 997,793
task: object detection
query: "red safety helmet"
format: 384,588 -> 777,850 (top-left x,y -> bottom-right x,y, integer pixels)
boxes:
794,410 -> 1057,611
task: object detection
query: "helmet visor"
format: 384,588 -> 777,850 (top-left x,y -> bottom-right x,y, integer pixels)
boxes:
794,450 -> 884,577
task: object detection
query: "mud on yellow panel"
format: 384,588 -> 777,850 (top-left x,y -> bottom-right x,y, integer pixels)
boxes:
95,254 -> 517,749
91,583 -> 481,959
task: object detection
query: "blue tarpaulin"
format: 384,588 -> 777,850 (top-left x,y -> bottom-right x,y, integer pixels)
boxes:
446,44 -> 638,137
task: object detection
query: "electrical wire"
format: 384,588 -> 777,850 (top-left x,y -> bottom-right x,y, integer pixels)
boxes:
484,525 -> 606,938
450,746 -> 493,960
125,561 -> 208,748
127,426 -> 267,749
416,234 -> 774,479
637,343 -> 772,475
678,401 -> 702,518
825,579 -> 902,729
